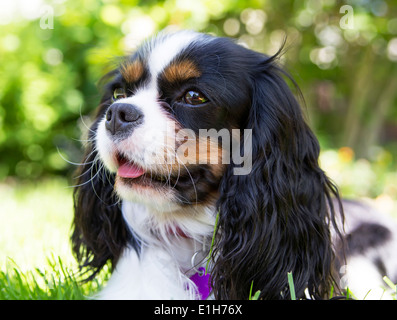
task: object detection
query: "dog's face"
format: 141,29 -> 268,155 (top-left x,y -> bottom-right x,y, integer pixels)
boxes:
95,31 -> 253,211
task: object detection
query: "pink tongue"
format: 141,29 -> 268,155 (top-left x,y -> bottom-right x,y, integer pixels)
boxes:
117,162 -> 145,178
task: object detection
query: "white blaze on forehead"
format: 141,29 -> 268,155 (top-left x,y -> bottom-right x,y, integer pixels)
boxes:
96,31 -> 212,174
148,31 -> 203,81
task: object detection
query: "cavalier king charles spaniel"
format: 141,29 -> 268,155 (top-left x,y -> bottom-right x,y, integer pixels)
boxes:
71,30 -> 397,300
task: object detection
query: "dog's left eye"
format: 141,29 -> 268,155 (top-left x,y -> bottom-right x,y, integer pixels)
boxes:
183,90 -> 209,106
113,88 -> 127,101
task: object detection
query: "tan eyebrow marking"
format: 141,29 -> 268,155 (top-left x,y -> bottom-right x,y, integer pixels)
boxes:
162,60 -> 202,83
120,59 -> 144,83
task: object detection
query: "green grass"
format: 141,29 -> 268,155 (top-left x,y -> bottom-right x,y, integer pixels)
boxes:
0,255 -> 104,300
0,178 -> 75,271
0,178 -> 107,300
287,272 -> 296,300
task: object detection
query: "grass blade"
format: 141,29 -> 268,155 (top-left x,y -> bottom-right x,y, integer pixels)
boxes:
205,211 -> 219,274
383,276 -> 396,292
252,290 -> 261,300
287,272 -> 296,300
248,281 -> 261,300
249,281 -> 253,300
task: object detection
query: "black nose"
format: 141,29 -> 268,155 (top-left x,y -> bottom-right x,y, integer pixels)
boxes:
105,103 -> 143,137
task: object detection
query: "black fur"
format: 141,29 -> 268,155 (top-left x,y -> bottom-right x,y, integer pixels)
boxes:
345,223 -> 391,256
210,49 -> 343,300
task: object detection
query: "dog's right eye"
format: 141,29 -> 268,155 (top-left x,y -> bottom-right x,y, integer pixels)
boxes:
183,90 -> 209,106
113,88 -> 126,101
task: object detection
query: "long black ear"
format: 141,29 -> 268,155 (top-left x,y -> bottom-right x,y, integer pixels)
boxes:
212,53 -> 343,299
71,96 -> 137,280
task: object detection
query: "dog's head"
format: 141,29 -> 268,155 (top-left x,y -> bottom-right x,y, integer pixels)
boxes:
95,31 -> 251,211
72,31 -> 342,299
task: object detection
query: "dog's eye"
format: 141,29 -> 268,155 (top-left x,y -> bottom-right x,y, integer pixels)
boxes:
113,88 -> 127,101
183,90 -> 209,106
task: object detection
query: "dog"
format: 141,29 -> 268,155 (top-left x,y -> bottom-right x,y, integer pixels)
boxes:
71,30 -> 397,300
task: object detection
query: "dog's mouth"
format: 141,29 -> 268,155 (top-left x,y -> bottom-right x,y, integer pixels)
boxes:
116,154 -> 199,188
117,155 -> 146,179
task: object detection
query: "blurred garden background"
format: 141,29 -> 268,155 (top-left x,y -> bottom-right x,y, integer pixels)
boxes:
1,0 -> 397,298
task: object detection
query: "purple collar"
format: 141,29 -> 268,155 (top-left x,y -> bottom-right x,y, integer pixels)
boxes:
189,267 -> 212,300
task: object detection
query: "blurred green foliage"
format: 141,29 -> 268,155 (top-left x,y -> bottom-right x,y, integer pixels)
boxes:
0,0 -> 396,181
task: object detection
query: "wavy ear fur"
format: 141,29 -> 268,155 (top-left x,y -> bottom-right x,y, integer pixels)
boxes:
212,53 -> 343,299
71,95 -> 138,280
